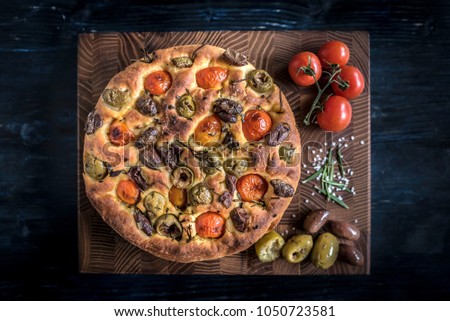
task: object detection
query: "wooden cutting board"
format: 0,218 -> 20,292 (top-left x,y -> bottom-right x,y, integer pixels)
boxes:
78,31 -> 370,275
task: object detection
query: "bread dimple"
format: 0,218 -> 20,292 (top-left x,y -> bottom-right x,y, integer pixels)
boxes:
83,44 -> 301,263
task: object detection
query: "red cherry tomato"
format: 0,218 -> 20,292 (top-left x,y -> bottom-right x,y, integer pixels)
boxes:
317,95 -> 352,132
242,109 -> 272,141
144,71 -> 172,95
288,52 -> 322,87
331,65 -> 365,100
318,40 -> 350,68
236,174 -> 268,202
196,67 -> 228,89
195,212 -> 226,239
194,115 -> 222,146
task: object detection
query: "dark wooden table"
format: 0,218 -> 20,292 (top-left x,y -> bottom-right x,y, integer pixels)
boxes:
1,0 -> 449,300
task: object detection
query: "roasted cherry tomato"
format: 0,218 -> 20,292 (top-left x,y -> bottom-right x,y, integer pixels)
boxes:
317,95 -> 352,132
242,109 -> 272,141
331,65 -> 365,100
169,186 -> 187,210
236,174 -> 268,202
318,40 -> 350,68
288,52 -> 322,86
194,115 -> 222,146
144,70 -> 172,95
196,67 -> 228,89
195,212 -> 226,239
116,179 -> 140,205
109,120 -> 134,146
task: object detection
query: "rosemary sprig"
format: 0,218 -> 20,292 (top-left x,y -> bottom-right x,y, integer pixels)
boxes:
303,146 -> 352,209
302,166 -> 324,184
337,147 -> 345,178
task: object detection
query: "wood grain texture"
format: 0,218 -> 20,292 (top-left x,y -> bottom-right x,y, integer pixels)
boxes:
1,0 -> 450,301
78,31 -> 370,275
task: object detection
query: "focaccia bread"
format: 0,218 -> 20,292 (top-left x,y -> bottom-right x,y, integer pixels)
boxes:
82,44 -> 301,262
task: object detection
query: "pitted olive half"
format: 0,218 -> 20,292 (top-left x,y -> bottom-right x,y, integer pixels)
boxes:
144,191 -> 166,217
171,167 -> 194,189
84,154 -> 108,180
101,88 -> 130,111
223,158 -> 249,177
176,94 -> 196,118
247,69 -> 274,94
188,183 -> 213,206
155,214 -> 183,239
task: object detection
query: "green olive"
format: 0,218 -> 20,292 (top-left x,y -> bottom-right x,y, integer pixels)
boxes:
247,69 -> 274,94
101,88 -> 130,111
171,57 -> 194,68
84,154 -> 107,180
171,167 -> 194,189
311,232 -> 339,269
144,191 -> 166,219
254,230 -> 285,263
223,158 -> 248,177
282,235 -> 313,263
188,183 -> 213,206
199,150 -> 223,175
279,144 -> 296,164
155,214 -> 183,239
176,94 -> 196,118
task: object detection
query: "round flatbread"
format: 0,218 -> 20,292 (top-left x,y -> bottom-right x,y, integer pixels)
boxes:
83,44 -> 301,262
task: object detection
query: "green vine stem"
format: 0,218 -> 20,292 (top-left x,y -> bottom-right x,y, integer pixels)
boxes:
303,66 -> 342,126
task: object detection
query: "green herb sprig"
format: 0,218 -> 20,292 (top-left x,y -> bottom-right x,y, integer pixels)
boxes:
302,146 -> 351,209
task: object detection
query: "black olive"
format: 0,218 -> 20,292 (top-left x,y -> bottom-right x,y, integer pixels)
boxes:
135,127 -> 159,149
85,110 -> 103,135
216,111 -> 237,123
134,209 -> 153,236
158,143 -> 182,169
222,132 -> 240,150
219,191 -> 233,209
136,93 -> 159,116
171,57 -> 194,68
213,98 -> 243,115
127,166 -> 149,191
270,179 -> 295,197
140,146 -> 162,169
225,174 -> 237,195
212,98 -> 243,123
220,48 -> 248,66
230,208 -> 249,232
265,122 -> 290,146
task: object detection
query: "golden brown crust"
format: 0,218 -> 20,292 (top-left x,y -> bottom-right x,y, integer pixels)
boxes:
83,45 -> 301,263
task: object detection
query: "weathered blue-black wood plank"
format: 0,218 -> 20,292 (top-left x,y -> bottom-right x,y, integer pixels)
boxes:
0,0 -> 449,299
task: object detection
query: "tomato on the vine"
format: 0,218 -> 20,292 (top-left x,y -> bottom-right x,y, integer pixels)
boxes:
318,40 -> 350,68
317,95 -> 352,132
288,52 -> 322,86
331,65 -> 365,100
